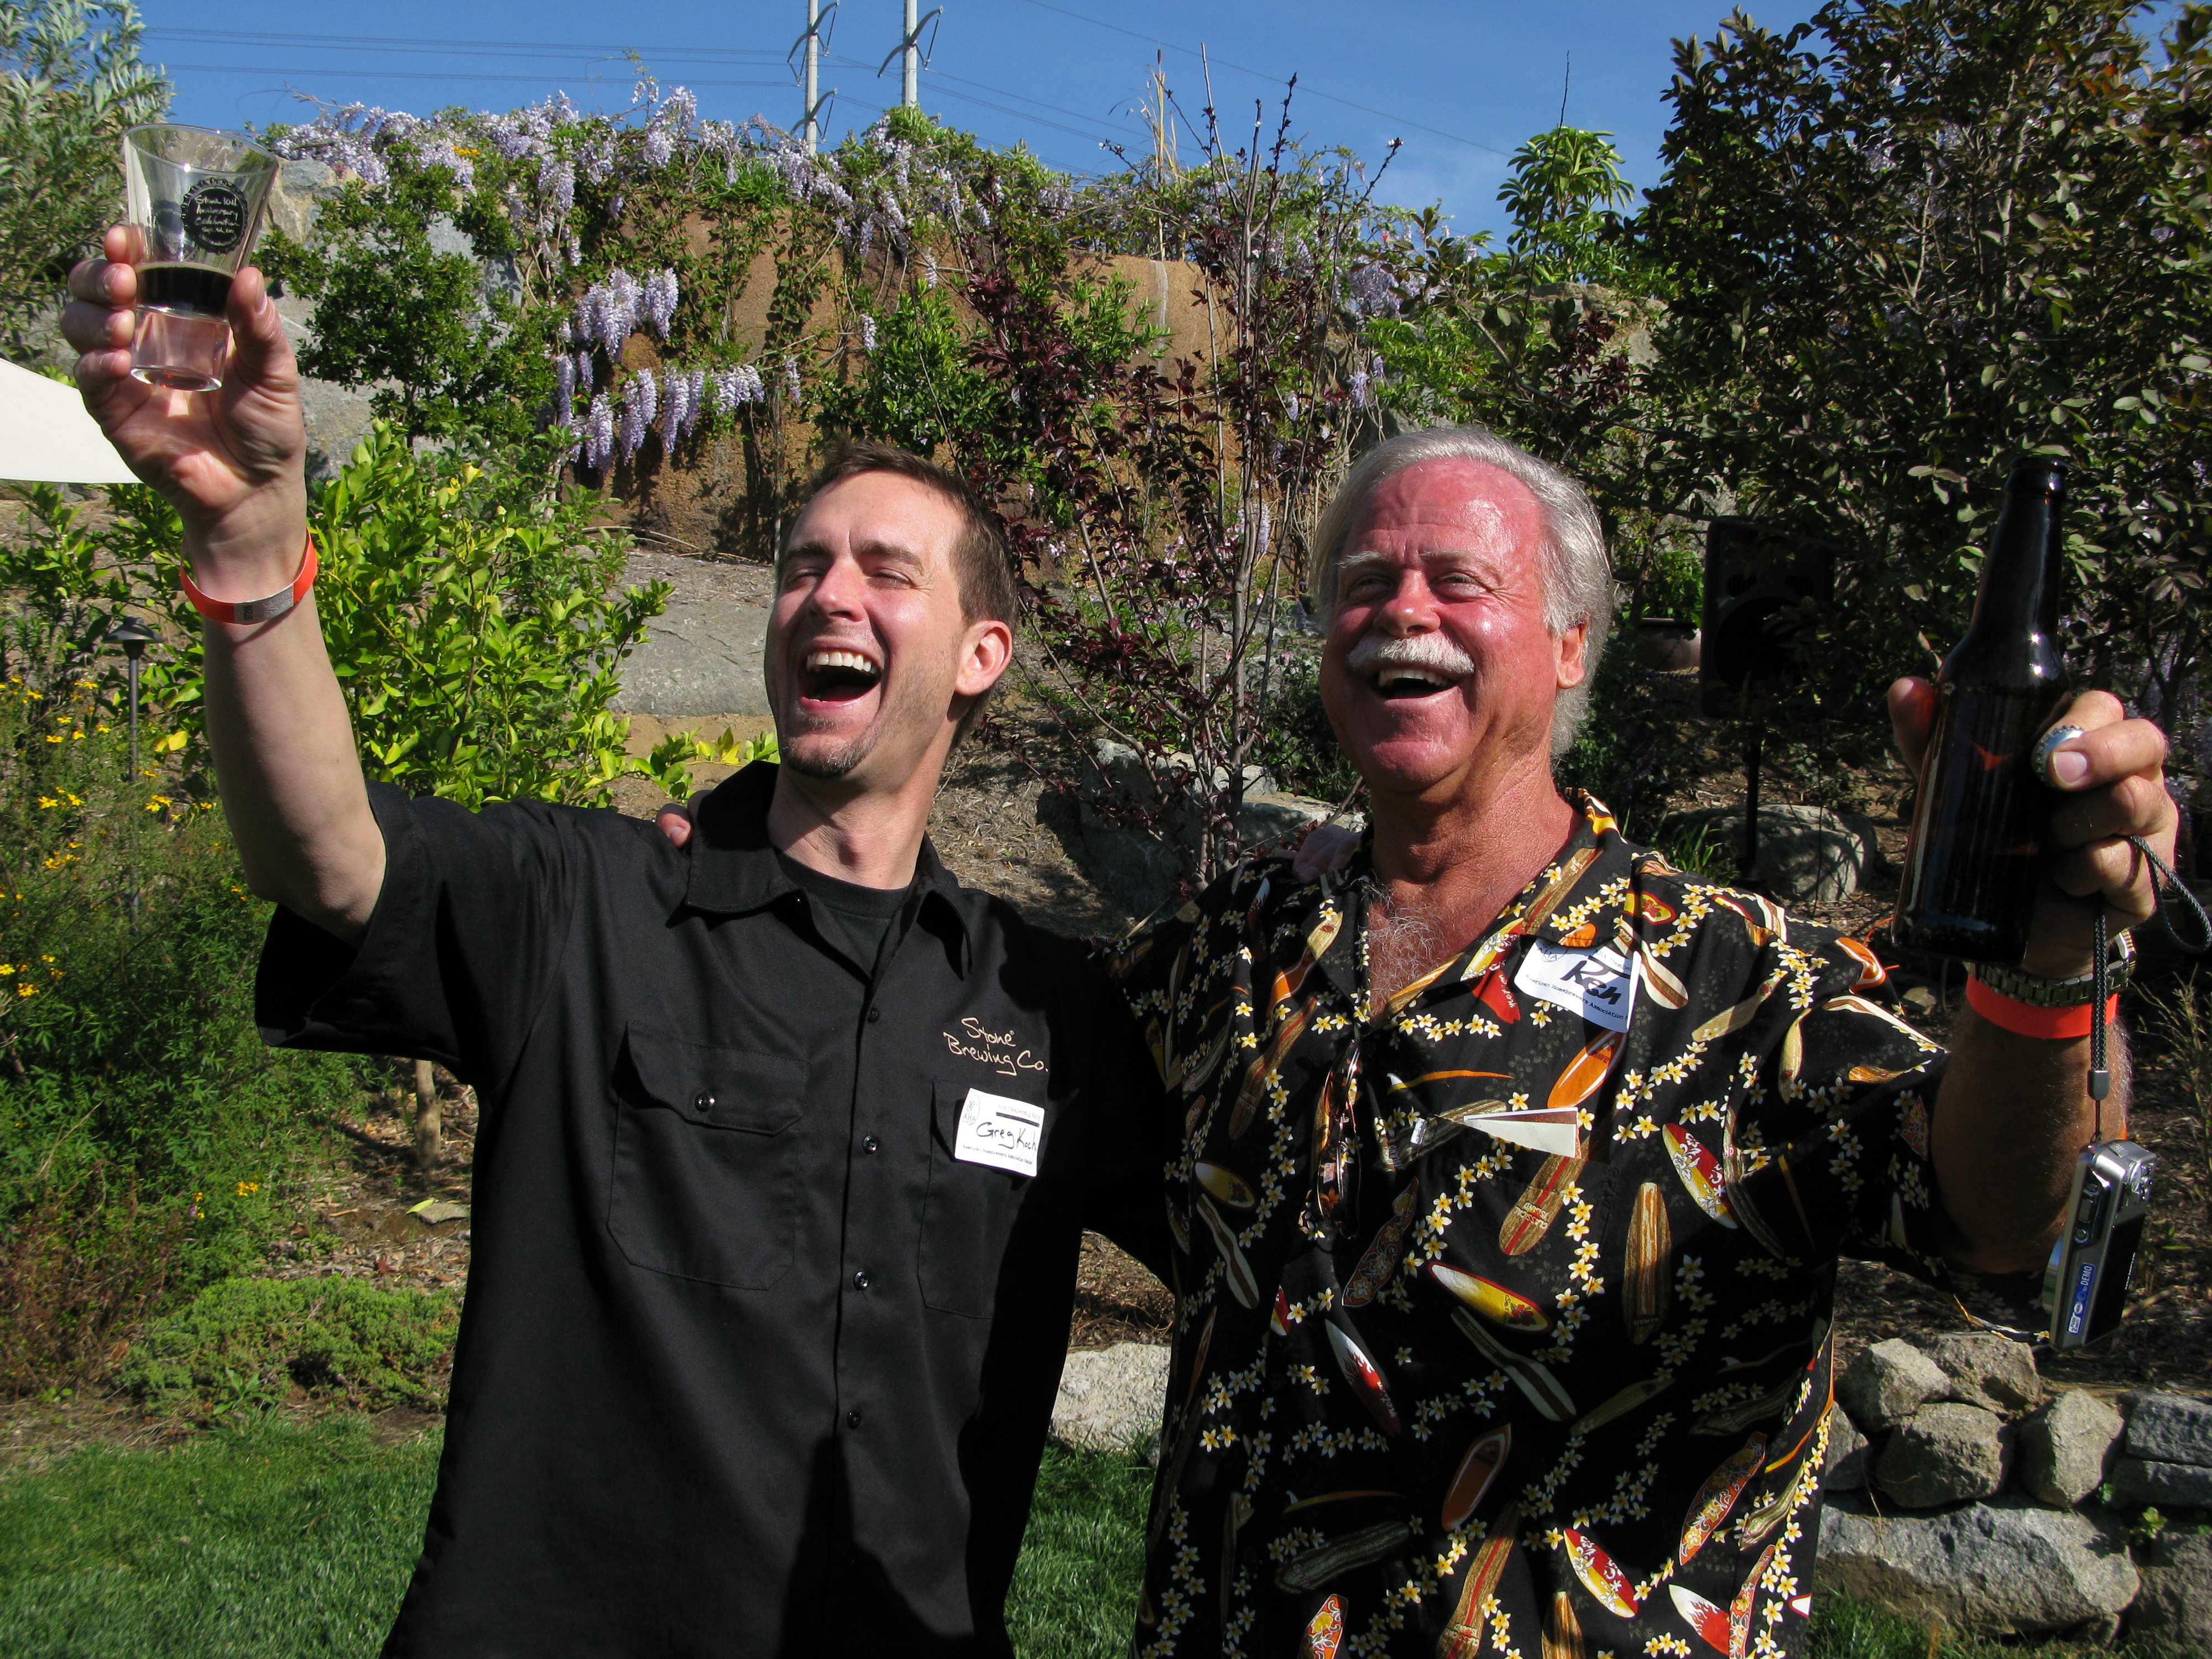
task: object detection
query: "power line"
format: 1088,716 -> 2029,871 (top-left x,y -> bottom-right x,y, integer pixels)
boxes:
158,64 -> 791,90
820,51 -> 1138,147
148,28 -> 785,61
1008,0 -> 1515,159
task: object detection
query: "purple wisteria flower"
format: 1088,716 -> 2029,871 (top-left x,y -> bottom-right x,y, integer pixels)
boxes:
575,349 -> 595,394
555,353 -> 575,426
710,365 -> 765,413
578,270 -> 643,358
860,314 -> 878,353
641,269 -> 680,338
784,360 -> 802,401
580,129 -> 617,184
539,156 -> 575,216
583,392 -> 615,471
1347,260 -> 1401,317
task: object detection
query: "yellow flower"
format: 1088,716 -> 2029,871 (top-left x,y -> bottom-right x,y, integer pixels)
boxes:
0,964 -> 13,974
16,983 -> 36,998
43,734 -> 61,744
95,724 -> 109,733
235,1180 -> 260,1197
36,797 -> 56,809
40,954 -> 54,963
144,795 -> 173,814
69,729 -> 84,740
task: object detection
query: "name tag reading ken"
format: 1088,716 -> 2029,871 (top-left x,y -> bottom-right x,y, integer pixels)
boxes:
1514,939 -> 1637,1034
954,1089 -> 1047,1178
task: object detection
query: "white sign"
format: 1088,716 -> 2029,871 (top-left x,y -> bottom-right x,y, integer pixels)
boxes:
954,1088 -> 1047,1178
1514,940 -> 1637,1033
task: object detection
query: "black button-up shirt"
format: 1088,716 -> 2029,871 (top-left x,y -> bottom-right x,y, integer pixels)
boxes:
257,763 -> 1160,1658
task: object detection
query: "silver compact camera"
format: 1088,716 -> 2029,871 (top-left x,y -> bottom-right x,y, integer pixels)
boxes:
2043,1140 -> 2156,1351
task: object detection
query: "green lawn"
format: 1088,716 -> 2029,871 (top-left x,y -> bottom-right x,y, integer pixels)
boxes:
0,1415 -> 2145,1657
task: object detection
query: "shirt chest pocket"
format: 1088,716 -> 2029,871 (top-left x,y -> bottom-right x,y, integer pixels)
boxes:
608,1022 -> 805,1290
917,1081 -> 1039,1319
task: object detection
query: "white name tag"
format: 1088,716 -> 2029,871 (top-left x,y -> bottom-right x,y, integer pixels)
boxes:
954,1088 -> 1046,1177
1514,940 -> 1637,1033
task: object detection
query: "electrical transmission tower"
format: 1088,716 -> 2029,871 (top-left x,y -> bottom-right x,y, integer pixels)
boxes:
789,0 -> 837,152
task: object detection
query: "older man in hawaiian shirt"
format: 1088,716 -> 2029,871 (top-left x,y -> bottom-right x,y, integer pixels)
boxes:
1110,426 -> 2176,1658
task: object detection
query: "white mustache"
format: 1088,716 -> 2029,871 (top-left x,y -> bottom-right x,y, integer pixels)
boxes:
1344,632 -> 1475,680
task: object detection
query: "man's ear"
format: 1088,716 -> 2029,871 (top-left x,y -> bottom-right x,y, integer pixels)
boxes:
1554,620 -> 1590,690
956,616 -> 1015,700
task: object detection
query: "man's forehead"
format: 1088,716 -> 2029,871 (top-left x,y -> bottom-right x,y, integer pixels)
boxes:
786,471 -> 961,565
1347,457 -> 1542,552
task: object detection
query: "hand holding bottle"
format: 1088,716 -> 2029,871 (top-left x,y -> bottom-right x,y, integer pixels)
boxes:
1892,680 -> 2175,980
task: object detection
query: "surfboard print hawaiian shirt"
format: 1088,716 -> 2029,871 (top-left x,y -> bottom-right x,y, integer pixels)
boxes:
1110,796 -> 1953,1659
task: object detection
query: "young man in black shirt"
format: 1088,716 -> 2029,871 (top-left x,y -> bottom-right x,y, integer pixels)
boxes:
65,239 -> 1161,1656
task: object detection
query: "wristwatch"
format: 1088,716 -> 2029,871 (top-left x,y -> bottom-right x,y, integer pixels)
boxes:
1970,931 -> 2135,1006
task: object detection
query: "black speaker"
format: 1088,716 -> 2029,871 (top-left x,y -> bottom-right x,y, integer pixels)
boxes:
1699,519 -> 1837,717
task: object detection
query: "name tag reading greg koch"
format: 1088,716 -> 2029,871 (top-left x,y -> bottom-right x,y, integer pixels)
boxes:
954,1089 -> 1046,1178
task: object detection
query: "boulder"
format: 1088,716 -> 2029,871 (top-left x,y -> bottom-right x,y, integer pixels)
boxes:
2128,1531 -> 2212,1654
2109,1457 -> 2212,1507
1653,804 -> 1881,903
1922,1331 -> 2043,1417
1814,1491 -> 2140,1636
1823,1407 -> 1870,1492
1076,739 -> 1352,914
1051,1342 -> 1170,1454
606,598 -> 771,721
1838,1338 -> 1953,1432
2017,1389 -> 2124,1508
2124,1392 -> 2212,1468
1877,1402 -> 2013,1508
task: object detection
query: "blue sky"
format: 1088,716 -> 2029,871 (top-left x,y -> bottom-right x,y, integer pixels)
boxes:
145,1 -> 2185,243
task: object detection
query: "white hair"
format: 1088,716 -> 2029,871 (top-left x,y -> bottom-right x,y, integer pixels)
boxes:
1308,425 -> 1614,758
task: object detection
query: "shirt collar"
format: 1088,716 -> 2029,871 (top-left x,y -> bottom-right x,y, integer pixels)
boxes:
684,761 -> 973,972
1304,792 -> 1632,1013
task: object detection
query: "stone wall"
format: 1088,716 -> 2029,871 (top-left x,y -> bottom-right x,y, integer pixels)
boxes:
1817,1332 -> 2210,1647
1050,1334 -> 2212,1648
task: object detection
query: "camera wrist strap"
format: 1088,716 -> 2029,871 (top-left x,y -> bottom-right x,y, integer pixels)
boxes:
2088,834 -> 2211,1119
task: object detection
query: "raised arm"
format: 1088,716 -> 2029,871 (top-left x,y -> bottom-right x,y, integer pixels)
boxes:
64,227 -> 383,943
1895,682 -> 2177,1274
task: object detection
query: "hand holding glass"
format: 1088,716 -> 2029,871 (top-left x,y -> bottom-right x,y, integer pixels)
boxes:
121,124 -> 278,391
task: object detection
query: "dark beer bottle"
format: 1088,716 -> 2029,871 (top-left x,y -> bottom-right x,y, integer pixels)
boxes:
1892,457 -> 2072,963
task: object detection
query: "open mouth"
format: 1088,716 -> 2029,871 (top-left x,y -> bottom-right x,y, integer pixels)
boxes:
1372,666 -> 1456,700
801,646 -> 883,703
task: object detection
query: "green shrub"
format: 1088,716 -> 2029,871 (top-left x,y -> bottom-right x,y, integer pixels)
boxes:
8,426 -> 713,807
118,1276 -> 459,1418
0,676 -> 366,1390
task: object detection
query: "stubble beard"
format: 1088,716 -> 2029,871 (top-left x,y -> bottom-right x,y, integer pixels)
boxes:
780,726 -> 879,780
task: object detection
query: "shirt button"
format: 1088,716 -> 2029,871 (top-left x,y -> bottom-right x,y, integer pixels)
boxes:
846,1407 -> 864,1430
852,1269 -> 870,1291
867,1006 -> 882,1024
861,1135 -> 880,1155
693,1092 -> 716,1113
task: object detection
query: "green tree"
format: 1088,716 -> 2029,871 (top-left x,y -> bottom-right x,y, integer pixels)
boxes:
1637,1 -> 2212,724
260,163 -> 555,450
0,0 -> 168,358
1498,125 -> 1641,288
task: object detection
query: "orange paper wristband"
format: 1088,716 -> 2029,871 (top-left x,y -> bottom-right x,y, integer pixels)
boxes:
1964,974 -> 2119,1040
181,534 -> 319,626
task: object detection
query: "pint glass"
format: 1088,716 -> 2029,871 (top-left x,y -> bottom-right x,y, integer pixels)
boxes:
121,125 -> 278,390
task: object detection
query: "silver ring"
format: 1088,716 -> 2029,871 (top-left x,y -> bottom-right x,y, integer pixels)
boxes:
2032,724 -> 2087,786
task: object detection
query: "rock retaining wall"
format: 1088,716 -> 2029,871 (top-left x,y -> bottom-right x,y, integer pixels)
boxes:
1053,1337 -> 2210,1646
1818,1333 -> 2209,1645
